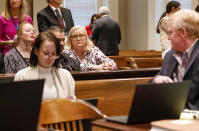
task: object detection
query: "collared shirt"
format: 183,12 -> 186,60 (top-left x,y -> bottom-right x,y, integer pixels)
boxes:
49,4 -> 65,27
173,39 -> 198,82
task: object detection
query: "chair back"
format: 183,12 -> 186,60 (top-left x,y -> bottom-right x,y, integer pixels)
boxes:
39,98 -> 105,131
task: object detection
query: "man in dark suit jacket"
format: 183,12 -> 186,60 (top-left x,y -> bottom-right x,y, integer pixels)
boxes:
37,0 -> 74,35
92,6 -> 121,56
152,10 -> 199,110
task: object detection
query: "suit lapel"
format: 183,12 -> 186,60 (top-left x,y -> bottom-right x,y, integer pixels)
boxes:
47,6 -> 64,27
167,53 -> 178,78
61,8 -> 68,31
184,39 -> 199,77
47,6 -> 57,20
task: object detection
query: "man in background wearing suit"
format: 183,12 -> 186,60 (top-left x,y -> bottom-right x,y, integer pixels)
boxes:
92,6 -> 121,56
37,0 -> 74,35
48,26 -> 80,71
152,9 -> 199,110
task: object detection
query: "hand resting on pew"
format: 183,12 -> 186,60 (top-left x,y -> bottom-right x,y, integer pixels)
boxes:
92,62 -> 116,70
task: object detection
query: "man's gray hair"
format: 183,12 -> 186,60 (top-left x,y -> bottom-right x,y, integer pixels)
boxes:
46,0 -> 50,3
99,6 -> 109,16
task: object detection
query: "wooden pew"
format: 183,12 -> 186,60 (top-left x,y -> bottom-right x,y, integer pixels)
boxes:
119,50 -> 162,57
0,74 -> 15,83
0,68 -> 159,81
132,57 -> 163,68
75,77 -> 152,116
109,56 -> 163,69
72,68 -> 159,80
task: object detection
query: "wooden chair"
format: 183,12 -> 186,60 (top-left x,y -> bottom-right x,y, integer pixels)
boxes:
39,98 -> 105,131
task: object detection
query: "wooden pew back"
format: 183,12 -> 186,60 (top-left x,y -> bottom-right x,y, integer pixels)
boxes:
75,77 -> 152,116
119,50 -> 162,57
109,56 -> 163,69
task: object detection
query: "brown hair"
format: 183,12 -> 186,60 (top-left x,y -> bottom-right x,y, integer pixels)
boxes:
30,31 -> 61,67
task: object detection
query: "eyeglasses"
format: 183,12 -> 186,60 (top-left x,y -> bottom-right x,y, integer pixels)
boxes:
39,51 -> 59,59
71,34 -> 86,40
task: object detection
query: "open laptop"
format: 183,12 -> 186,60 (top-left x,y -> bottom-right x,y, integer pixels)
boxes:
0,79 -> 44,131
106,81 -> 191,124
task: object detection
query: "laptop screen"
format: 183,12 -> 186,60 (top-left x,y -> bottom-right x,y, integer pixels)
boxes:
0,79 -> 44,131
128,81 -> 191,123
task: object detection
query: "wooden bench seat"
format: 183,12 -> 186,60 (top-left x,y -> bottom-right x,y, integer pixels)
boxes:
75,77 -> 152,116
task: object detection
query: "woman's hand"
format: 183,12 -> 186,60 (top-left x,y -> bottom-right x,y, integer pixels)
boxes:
1,40 -> 16,47
91,62 -> 114,70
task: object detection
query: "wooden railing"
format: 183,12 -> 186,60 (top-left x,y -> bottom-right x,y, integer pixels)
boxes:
75,77 -> 152,116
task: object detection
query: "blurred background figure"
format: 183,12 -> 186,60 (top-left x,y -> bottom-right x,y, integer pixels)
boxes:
0,0 -> 33,56
14,31 -> 75,100
85,14 -> 99,37
48,26 -> 80,71
92,6 -> 121,56
195,5 -> 199,13
65,25 -> 117,71
4,22 -> 35,73
156,1 -> 181,58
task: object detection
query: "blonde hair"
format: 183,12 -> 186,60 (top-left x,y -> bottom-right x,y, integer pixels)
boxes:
66,25 -> 94,52
2,0 -> 26,22
169,9 -> 199,38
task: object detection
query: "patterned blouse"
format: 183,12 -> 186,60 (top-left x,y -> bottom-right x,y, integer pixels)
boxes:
63,46 -> 117,70
4,48 -> 29,73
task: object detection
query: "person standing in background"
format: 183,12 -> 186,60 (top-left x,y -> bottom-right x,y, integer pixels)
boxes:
37,0 -> 74,36
156,1 -> 180,58
91,6 -> 121,56
195,5 -> 199,13
85,14 -> 99,37
0,0 -> 33,56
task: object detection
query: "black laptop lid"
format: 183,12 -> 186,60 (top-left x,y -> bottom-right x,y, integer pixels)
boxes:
128,81 -> 191,124
0,79 -> 44,131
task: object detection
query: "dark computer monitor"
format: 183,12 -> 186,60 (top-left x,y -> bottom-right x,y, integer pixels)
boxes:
106,81 -> 190,124
0,79 -> 44,131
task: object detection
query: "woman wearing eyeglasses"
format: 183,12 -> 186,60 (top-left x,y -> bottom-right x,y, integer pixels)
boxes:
64,25 -> 117,71
14,31 -> 75,100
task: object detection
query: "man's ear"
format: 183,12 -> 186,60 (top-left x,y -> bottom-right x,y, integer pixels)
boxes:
180,28 -> 188,38
34,48 -> 39,56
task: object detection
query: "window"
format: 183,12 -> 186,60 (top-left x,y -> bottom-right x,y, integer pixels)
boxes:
62,0 -> 97,27
169,0 -> 191,9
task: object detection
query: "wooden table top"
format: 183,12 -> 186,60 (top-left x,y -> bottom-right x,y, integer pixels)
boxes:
92,119 -> 151,131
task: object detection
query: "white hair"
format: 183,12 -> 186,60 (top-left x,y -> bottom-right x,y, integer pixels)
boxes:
99,6 -> 109,16
170,9 -> 199,38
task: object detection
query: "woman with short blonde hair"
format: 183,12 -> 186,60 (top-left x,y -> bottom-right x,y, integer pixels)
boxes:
65,25 -> 117,70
